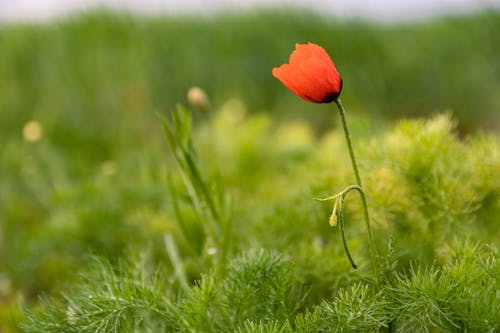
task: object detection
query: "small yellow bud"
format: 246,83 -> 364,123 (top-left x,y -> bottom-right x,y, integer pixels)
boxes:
328,198 -> 340,227
329,213 -> 337,227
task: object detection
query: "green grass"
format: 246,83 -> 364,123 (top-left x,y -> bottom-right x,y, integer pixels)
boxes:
0,9 -> 499,332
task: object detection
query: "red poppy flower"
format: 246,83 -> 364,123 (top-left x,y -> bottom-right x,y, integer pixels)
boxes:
272,43 -> 342,103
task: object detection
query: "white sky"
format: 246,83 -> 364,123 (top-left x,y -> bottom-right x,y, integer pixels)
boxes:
0,0 -> 499,22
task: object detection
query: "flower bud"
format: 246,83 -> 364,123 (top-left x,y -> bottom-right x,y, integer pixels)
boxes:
187,86 -> 210,111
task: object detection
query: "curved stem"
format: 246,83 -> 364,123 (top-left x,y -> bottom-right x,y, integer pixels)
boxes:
338,196 -> 357,269
334,98 -> 379,274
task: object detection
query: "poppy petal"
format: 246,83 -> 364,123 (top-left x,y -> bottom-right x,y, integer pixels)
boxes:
273,64 -> 318,102
273,42 -> 342,104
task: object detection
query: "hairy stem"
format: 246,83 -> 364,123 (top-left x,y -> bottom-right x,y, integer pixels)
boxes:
334,98 -> 379,274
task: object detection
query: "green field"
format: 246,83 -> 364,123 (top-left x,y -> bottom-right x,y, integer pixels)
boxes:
0,9 -> 499,332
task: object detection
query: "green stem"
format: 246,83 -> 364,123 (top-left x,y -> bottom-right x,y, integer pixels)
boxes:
338,196 -> 357,269
334,98 -> 379,274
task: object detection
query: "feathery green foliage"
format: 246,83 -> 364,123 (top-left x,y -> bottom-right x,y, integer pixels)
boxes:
18,105 -> 500,332
294,283 -> 390,332
22,243 -> 499,332
23,256 -> 174,333
23,250 -> 305,332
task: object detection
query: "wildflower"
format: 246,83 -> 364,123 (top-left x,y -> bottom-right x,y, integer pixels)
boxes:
273,44 -> 379,271
272,43 -> 342,103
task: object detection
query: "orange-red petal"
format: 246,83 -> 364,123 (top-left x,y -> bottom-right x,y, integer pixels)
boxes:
273,42 -> 342,103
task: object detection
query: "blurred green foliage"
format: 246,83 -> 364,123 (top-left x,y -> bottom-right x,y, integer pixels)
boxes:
0,9 -> 499,139
0,9 -> 499,332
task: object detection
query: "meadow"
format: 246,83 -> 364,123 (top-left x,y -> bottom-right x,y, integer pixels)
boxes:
0,9 -> 499,332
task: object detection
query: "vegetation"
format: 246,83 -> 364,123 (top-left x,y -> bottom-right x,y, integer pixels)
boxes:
0,9 -> 498,332
19,107 -> 500,332
0,9 -> 499,135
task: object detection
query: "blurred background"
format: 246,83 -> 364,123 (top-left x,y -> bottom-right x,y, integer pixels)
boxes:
0,1 -> 499,331
1,0 -> 499,134
2,0 -> 500,21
